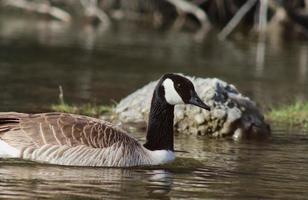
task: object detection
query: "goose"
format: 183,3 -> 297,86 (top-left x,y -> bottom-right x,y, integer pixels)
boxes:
0,73 -> 210,167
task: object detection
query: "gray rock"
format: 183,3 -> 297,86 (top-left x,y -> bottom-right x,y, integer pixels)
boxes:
114,76 -> 270,139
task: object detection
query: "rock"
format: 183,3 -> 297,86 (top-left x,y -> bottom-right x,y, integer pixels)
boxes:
194,113 -> 205,125
114,75 -> 270,139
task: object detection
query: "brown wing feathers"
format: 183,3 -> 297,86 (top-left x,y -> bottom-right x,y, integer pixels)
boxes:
0,112 -> 134,150
0,118 -> 19,132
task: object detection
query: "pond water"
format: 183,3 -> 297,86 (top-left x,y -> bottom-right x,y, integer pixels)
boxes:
1,14 -> 308,199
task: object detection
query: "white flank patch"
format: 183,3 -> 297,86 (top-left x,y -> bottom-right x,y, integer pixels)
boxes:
162,78 -> 184,105
0,140 -> 20,158
149,150 -> 175,165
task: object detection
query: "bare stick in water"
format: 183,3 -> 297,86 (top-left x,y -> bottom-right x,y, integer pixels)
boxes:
80,0 -> 110,27
165,0 -> 211,30
218,0 -> 258,40
3,0 -> 71,22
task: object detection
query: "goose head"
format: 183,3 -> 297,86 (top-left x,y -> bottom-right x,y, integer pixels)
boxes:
159,73 -> 210,110
145,73 -> 210,152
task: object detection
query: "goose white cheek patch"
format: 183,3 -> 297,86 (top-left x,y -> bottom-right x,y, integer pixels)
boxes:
162,78 -> 184,105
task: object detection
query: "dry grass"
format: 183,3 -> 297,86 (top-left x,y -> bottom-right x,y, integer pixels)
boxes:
51,103 -> 113,118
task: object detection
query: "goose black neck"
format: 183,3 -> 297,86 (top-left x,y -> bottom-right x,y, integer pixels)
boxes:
144,88 -> 175,151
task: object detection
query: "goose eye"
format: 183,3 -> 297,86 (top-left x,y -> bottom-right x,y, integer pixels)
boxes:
176,83 -> 181,88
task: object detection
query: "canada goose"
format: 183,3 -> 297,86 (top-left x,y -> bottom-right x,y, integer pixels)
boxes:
0,73 -> 210,167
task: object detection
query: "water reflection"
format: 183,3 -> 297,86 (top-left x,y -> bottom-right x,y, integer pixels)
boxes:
1,14 -> 308,112
299,45 -> 308,84
1,12 -> 308,200
0,160 -> 174,199
0,129 -> 308,199
146,170 -> 173,199
255,37 -> 266,76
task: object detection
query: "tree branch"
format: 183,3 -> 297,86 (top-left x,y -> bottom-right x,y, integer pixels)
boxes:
3,0 -> 71,22
218,0 -> 258,40
165,0 -> 211,29
80,0 -> 110,27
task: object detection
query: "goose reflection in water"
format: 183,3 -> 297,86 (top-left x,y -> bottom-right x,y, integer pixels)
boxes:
146,170 -> 173,199
0,160 -> 174,199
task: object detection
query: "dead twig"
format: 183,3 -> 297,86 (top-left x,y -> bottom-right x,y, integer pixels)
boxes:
255,0 -> 268,72
80,0 -> 110,27
258,0 -> 268,33
3,0 -> 71,22
58,85 -> 65,105
165,0 -> 211,30
218,0 -> 258,40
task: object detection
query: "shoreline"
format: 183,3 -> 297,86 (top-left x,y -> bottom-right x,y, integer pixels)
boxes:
51,101 -> 308,130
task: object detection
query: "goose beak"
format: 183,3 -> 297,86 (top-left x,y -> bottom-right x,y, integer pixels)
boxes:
189,92 -> 211,111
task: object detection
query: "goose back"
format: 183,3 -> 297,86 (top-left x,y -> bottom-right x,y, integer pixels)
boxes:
0,112 -> 152,167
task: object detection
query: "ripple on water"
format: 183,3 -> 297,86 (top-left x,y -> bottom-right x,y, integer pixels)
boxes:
1,127 -> 307,200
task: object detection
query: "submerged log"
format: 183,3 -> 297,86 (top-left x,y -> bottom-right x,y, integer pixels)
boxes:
115,76 -> 270,140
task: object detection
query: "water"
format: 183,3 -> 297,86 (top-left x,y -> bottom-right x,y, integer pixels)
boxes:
1,14 -> 308,199
1,130 -> 308,199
